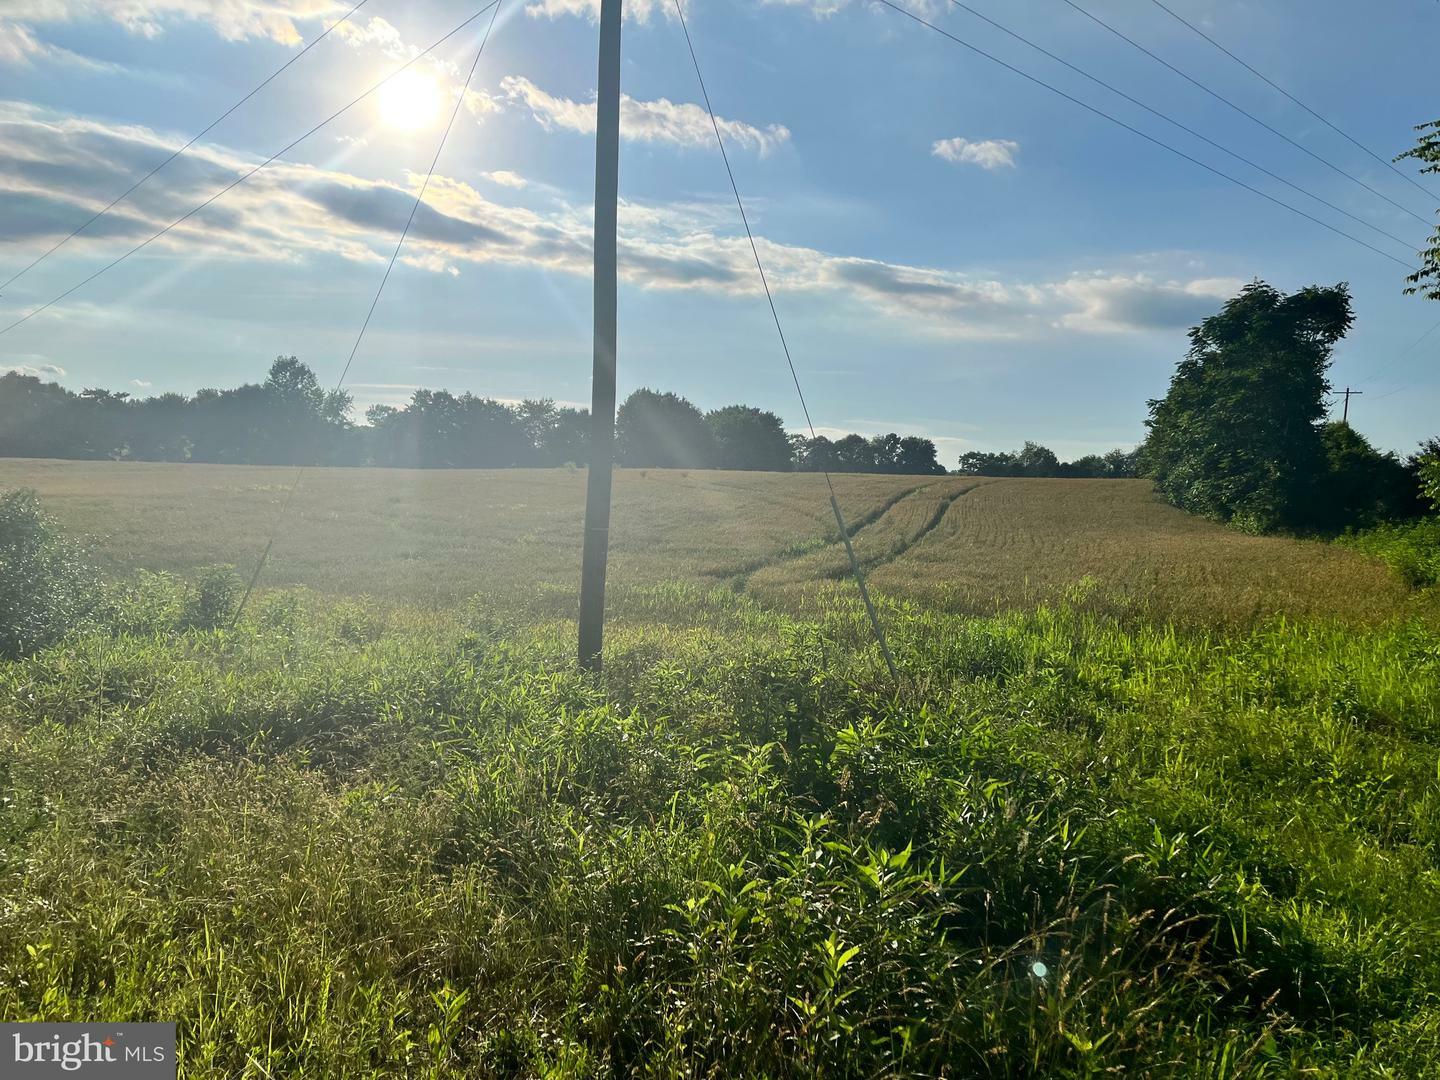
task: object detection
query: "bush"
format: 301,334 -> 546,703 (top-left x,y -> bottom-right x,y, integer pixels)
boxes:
0,489 -> 97,658
1340,518 -> 1440,589
1420,453 -> 1440,513
182,565 -> 242,630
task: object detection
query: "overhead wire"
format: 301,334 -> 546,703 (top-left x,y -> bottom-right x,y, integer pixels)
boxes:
1146,0 -> 1438,205
0,0 -> 376,293
0,0 -> 501,340
939,0 -> 1415,255
1055,0 -> 1434,227
670,0 -> 900,684
1345,316 -> 1440,405
234,1 -> 506,623
869,0 -> 1416,271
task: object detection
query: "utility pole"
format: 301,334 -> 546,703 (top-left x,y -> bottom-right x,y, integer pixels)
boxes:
578,0 -> 622,672
1338,386 -> 1362,424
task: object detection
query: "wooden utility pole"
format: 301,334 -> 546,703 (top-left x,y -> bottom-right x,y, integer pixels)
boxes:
1338,386 -> 1362,424
578,0 -> 622,672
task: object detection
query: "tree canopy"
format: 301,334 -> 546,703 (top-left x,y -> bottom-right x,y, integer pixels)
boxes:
1143,281 -> 1354,532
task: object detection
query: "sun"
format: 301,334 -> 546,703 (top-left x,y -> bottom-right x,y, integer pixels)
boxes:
377,70 -> 445,132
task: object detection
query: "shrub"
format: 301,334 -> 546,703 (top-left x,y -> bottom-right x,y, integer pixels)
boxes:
0,489 -> 97,658
1340,519 -> 1440,589
183,565 -> 242,630
1420,452 -> 1440,513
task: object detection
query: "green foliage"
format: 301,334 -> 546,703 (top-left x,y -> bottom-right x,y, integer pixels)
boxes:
706,404 -> 793,471
182,565 -> 242,630
1318,421 -> 1421,528
1341,518 -> 1440,588
617,388 -> 716,468
958,443 -> 1139,478
0,489 -> 97,658
1419,451 -> 1440,513
1398,119 -> 1440,301
1145,280 -> 1354,532
3,583 -> 1440,1074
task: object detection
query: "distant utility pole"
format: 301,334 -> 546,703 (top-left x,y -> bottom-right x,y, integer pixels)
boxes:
1337,386 -> 1363,424
578,0 -> 622,672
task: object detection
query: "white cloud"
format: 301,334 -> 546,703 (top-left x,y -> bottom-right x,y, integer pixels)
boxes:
483,169 -> 528,189
331,13 -> 404,55
500,75 -> 791,156
0,17 -> 128,68
524,0 -> 674,23
0,104 -> 1239,342
932,136 -> 1020,170
1055,273 -> 1243,333
130,378 -> 152,387
0,0 -> 348,44
3,356 -> 66,378
759,0 -> 939,17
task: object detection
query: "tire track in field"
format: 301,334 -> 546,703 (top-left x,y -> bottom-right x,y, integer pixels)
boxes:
709,478 -> 943,587
735,477 -> 987,595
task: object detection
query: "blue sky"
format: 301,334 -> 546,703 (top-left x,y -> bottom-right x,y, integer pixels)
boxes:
0,0 -> 1436,463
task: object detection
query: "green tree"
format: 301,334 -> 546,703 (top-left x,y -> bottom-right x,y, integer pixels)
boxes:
896,435 -> 945,475
1398,121 -> 1440,300
1417,444 -> 1440,513
1016,441 -> 1060,478
1144,281 -> 1353,532
705,405 -> 792,471
832,434 -> 873,472
1318,422 -> 1417,528
616,389 -> 714,468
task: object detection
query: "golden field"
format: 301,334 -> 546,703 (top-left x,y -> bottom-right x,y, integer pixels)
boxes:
0,459 -> 1415,623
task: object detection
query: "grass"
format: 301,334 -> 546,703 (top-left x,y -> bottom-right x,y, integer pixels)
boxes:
2,578 -> 1439,1075
1340,518 -> 1440,589
0,460 -> 1418,625
2,464 -> 1437,1075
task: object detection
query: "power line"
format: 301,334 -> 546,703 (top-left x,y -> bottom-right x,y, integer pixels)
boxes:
670,0 -> 899,684
941,0 -> 1415,255
1147,0 -> 1438,205
0,0 -> 375,293
871,0 -> 1416,271
1055,0 -> 1433,228
234,2 -> 505,623
0,0 -> 500,341
1354,315 -> 1440,394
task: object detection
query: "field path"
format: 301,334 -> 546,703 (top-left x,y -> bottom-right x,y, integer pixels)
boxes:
742,477 -> 989,596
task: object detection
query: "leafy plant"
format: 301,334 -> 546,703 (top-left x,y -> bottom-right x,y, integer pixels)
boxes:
0,489 -> 96,658
182,565 -> 241,630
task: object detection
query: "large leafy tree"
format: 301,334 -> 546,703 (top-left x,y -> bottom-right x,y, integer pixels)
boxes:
615,389 -> 714,468
706,405 -> 792,471
1144,281 -> 1353,532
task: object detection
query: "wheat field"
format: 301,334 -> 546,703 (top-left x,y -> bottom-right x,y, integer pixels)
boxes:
0,459 -> 1414,623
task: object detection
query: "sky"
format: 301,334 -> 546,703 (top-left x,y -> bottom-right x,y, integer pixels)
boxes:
0,0 -> 1437,463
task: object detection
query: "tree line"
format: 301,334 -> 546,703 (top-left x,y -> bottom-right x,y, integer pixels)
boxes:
956,443 -> 1139,479
0,362 -> 945,475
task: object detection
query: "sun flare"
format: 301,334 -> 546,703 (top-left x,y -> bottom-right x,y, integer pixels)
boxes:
377,70 -> 444,132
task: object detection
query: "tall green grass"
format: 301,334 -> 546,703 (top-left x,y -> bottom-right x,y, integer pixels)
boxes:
1341,518 -> 1440,589
2,575 -> 1438,1075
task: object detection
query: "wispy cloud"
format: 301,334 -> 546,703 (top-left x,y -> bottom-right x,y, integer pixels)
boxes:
523,0 -> 674,23
483,169 -> 528,189
0,0 -> 349,44
932,136 -> 1020,170
497,76 -> 792,156
0,104 -> 1236,341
